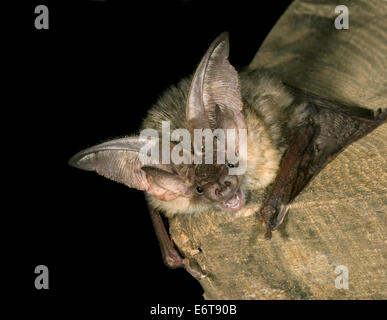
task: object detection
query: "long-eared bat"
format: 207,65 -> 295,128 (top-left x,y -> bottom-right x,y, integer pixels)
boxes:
69,32 -> 386,279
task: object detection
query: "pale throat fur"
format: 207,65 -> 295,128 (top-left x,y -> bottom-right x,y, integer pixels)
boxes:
144,69 -> 301,218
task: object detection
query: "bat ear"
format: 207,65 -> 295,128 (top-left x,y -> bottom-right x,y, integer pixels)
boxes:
68,136 -> 192,201
186,32 -> 246,132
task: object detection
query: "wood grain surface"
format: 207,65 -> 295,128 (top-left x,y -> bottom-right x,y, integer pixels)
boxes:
169,0 -> 386,299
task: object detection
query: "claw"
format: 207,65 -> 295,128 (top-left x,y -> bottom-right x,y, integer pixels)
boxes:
264,228 -> 272,240
259,213 -> 273,240
182,258 -> 207,280
272,204 -> 289,230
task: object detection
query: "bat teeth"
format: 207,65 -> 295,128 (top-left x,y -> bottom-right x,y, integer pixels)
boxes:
226,193 -> 239,206
221,189 -> 245,211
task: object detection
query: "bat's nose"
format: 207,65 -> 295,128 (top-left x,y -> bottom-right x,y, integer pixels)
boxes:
219,175 -> 237,189
204,173 -> 239,202
214,176 -> 237,200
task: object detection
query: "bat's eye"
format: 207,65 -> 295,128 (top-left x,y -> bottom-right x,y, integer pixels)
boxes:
196,186 -> 204,194
227,163 -> 235,168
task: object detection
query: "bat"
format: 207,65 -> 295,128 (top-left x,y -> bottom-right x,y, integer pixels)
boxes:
69,32 -> 386,279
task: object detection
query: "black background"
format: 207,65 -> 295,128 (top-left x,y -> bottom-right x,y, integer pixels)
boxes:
7,0 -> 382,318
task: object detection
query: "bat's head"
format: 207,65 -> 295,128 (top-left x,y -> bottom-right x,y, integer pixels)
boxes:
69,32 -> 249,215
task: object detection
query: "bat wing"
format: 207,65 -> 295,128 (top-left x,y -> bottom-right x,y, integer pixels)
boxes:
260,97 -> 386,239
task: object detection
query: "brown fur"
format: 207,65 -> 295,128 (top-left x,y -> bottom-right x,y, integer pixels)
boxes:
143,69 -> 306,217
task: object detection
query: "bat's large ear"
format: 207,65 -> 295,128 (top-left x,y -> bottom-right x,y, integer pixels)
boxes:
68,137 -> 192,201
186,32 -> 246,132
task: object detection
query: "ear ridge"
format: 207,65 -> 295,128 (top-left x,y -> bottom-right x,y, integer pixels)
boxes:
69,137 -> 194,198
186,32 -> 246,132
203,39 -> 244,127
68,136 -> 152,191
186,32 -> 230,131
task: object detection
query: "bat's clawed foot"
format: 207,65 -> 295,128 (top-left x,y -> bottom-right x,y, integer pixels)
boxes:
182,258 -> 208,280
259,203 -> 290,240
264,226 -> 273,240
259,215 -> 273,240
162,250 -> 207,280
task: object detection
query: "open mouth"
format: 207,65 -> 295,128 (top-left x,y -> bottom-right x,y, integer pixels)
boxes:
219,188 -> 245,212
